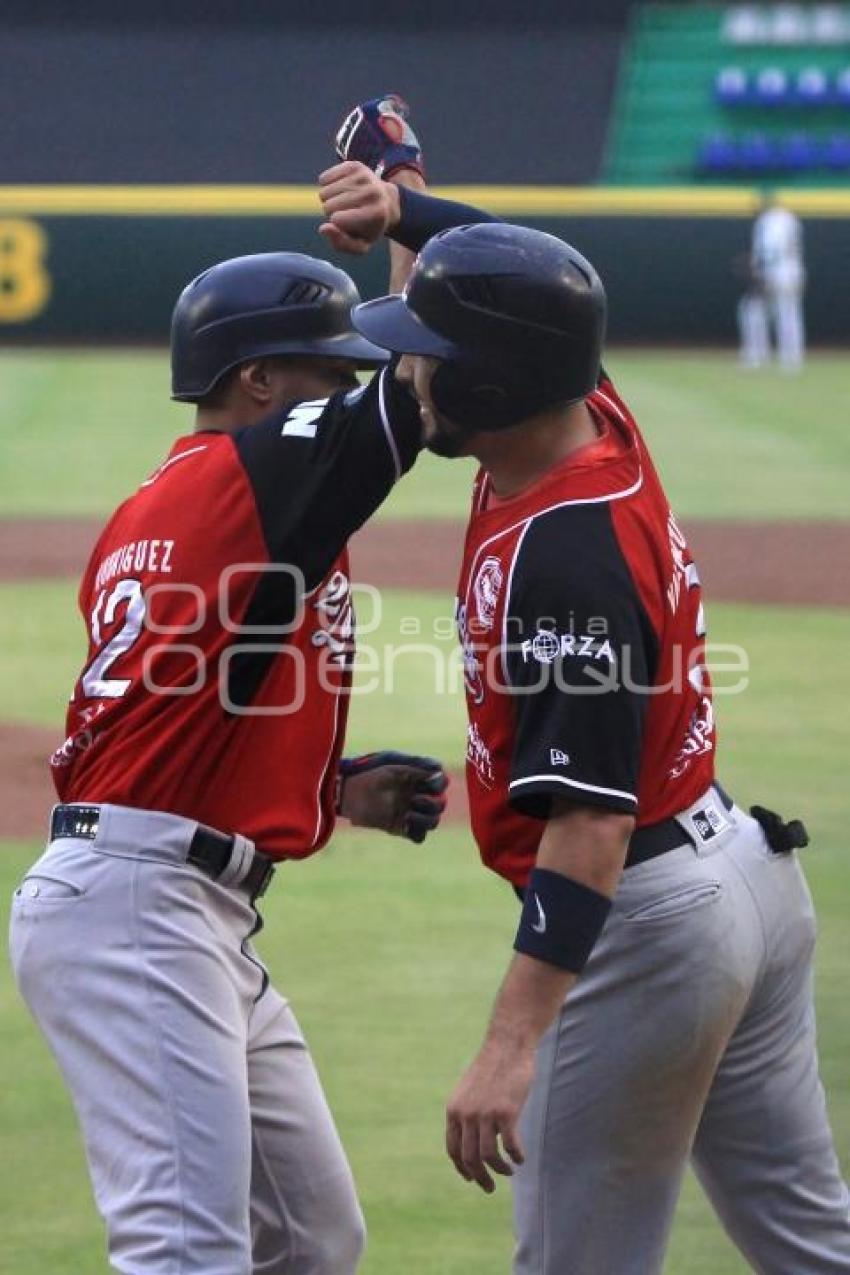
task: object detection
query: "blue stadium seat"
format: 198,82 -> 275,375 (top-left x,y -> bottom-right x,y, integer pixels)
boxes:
833,67 -> 850,106
754,66 -> 791,106
778,131 -> 820,171
794,66 -> 830,106
738,132 -> 778,172
715,66 -> 750,106
722,7 -> 767,46
812,6 -> 850,45
698,133 -> 739,173
771,6 -> 809,46
824,132 -> 850,169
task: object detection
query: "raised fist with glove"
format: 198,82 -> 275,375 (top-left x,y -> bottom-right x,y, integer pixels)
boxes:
321,94 -> 426,278
336,751 -> 448,844
334,93 -> 424,179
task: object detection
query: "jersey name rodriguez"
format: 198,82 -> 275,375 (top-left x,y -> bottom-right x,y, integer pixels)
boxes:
456,377 -> 717,889
93,538 -> 175,590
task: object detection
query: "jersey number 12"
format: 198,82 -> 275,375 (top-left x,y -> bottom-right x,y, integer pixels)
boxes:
81,579 -> 146,699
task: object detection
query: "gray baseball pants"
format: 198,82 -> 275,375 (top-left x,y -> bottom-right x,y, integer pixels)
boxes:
513,798 -> 850,1273
8,804 -> 365,1275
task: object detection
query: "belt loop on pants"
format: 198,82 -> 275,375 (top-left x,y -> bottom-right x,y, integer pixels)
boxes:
49,804 -> 276,900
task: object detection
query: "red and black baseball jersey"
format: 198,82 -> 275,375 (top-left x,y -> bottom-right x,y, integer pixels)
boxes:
52,369 -> 420,858
457,375 -> 716,889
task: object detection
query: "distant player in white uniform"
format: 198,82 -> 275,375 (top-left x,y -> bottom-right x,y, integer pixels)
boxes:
738,194 -> 805,370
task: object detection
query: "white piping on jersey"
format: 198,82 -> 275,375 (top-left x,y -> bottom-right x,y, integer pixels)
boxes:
464,462 -> 645,639
378,368 -> 403,482
509,774 -> 638,805
593,388 -> 629,424
140,444 -> 208,487
311,687 -> 343,849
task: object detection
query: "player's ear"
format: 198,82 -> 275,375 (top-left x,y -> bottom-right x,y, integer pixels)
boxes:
239,359 -> 275,405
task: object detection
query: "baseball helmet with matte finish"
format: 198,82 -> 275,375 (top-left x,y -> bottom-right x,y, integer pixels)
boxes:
170,252 -> 389,401
352,223 -> 606,431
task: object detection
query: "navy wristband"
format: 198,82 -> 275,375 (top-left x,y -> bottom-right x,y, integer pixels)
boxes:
514,867 -> 612,973
389,186 -> 502,254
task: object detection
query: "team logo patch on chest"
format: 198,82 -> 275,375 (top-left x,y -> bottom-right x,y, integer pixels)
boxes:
472,557 -> 504,631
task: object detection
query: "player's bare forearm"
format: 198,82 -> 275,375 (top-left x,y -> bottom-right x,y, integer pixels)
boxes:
538,801 -> 633,895
484,805 -> 631,1049
445,804 -> 631,1192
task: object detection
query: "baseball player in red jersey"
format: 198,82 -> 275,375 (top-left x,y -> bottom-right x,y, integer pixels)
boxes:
325,99 -> 850,1274
9,140 -> 448,1274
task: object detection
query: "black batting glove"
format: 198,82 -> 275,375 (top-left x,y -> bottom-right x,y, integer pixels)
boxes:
336,751 -> 448,843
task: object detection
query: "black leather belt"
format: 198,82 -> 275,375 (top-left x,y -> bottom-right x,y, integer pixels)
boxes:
49,804 -> 276,900
624,783 -> 733,870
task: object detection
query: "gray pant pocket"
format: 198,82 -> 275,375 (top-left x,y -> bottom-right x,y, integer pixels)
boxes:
624,881 -> 722,923
15,873 -> 86,903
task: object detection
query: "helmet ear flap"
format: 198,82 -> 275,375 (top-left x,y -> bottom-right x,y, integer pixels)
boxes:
430,363 -> 517,432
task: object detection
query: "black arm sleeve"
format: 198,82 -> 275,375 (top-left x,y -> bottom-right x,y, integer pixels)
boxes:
234,363 -> 420,589
389,186 -> 502,253
503,504 -> 659,819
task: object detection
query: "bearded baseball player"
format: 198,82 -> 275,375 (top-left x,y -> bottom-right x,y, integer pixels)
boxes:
324,98 -> 850,1273
9,147 -> 447,1274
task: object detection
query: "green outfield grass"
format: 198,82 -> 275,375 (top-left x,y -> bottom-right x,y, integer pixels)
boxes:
1,349 -> 849,521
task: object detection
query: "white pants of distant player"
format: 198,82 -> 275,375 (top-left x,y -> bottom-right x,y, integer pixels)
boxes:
738,274 -> 805,370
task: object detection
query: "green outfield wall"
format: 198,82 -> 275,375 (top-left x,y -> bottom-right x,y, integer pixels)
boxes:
0,187 -> 847,345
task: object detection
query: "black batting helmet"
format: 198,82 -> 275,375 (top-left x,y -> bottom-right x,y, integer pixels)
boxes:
170,252 -> 389,401
352,223 -> 606,431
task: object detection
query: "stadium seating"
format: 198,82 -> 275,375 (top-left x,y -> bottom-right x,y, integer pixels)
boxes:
715,65 -> 751,104
606,4 -> 850,184
794,66 -> 830,105
697,127 -> 850,175
779,130 -> 819,169
754,65 -> 790,103
824,131 -> 850,166
722,5 -> 850,46
715,62 -> 850,108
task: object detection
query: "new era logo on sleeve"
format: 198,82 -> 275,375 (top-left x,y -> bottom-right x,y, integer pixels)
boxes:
550,748 -> 570,767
